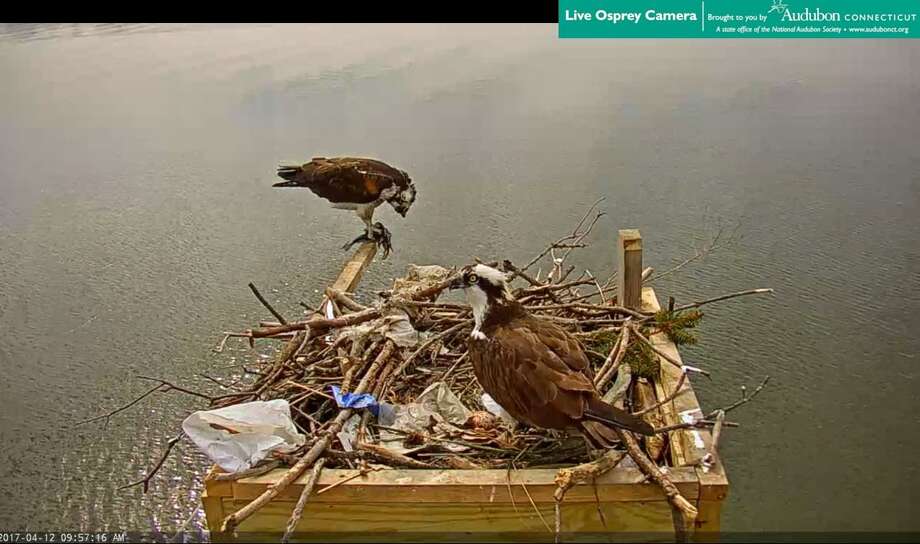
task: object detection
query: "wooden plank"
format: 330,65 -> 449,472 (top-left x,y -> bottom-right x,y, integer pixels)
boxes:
217,498 -> 675,538
641,287 -> 700,468
212,467 -> 699,504
697,468 -> 729,502
204,464 -> 233,498
319,241 -> 377,319
617,229 -> 643,310
329,241 -> 377,294
692,500 -> 723,539
633,378 -> 667,464
202,490 -> 225,534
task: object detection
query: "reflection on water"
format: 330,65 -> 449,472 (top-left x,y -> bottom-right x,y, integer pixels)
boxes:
0,23 -> 918,533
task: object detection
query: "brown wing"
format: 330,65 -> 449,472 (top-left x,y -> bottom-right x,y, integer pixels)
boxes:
274,157 -> 408,203
469,320 -> 596,430
523,316 -> 595,380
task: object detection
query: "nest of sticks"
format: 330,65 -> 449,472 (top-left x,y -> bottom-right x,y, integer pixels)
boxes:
99,200 -> 772,540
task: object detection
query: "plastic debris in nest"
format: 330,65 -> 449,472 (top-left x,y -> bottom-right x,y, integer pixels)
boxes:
336,414 -> 362,453
481,393 -> 518,426
389,264 -> 452,300
373,382 -> 521,455
336,308 -> 421,348
182,399 -> 306,473
330,385 -> 380,415
377,381 -> 470,454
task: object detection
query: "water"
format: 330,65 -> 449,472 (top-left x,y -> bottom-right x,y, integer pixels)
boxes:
0,23 -> 918,534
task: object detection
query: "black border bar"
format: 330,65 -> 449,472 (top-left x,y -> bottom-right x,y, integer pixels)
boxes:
4,1 -> 560,23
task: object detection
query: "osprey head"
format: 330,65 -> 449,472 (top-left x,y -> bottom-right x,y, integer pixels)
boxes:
449,264 -> 515,332
387,177 -> 417,218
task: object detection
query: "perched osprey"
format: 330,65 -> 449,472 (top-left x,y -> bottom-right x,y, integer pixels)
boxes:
273,157 -> 417,258
450,264 -> 655,448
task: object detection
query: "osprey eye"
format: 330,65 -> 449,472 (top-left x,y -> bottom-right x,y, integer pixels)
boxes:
467,273 -> 478,284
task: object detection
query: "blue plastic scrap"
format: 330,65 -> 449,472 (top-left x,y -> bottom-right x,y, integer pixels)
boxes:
330,385 -> 380,416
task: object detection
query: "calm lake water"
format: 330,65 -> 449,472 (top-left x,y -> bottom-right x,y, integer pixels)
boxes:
1,23 -> 918,535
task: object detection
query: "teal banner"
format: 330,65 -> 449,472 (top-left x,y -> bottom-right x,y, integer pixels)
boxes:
559,0 -> 920,37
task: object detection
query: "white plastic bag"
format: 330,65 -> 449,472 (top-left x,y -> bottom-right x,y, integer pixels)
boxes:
181,399 -> 306,473
337,309 -> 421,348
481,393 -> 518,426
377,382 -> 472,454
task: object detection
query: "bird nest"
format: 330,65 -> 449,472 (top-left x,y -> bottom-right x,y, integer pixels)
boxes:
210,208 -> 686,471
99,200 -> 771,536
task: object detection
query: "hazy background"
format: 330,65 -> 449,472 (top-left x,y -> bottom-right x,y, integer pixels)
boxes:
1,23 -> 918,534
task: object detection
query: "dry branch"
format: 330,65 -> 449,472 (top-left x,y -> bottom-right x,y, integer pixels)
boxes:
120,432 -> 184,493
673,288 -> 774,312
280,458 -> 326,544
617,429 -> 697,540
248,282 -> 288,325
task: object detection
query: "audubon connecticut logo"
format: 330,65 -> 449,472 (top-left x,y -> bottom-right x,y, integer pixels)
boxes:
768,0 -> 789,14
768,0 -> 842,21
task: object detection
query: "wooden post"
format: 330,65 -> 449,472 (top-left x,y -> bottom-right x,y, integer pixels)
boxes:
320,241 -> 377,318
330,241 -> 377,293
617,229 -> 643,310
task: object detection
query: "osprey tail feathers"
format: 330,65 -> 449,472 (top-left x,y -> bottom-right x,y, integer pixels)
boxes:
578,420 -> 622,449
273,165 -> 303,187
583,396 -> 656,437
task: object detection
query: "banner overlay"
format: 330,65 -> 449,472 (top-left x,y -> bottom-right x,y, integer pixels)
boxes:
559,0 -> 919,37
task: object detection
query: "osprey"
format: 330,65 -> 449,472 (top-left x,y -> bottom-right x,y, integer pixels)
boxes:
273,157 -> 417,258
449,264 -> 654,447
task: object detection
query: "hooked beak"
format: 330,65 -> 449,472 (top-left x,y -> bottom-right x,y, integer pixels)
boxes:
397,208 -> 408,218
447,275 -> 465,291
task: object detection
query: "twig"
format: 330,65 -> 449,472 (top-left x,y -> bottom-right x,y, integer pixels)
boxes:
616,429 -> 697,539
284,381 -> 336,401
315,466 -> 379,495
554,450 -> 626,502
120,432 -> 184,493
502,260 -> 544,288
246,307 -> 380,339
646,222 -> 740,284
200,373 -> 242,391
135,376 -> 213,401
280,458 -> 326,543
248,282 -> 288,325
522,199 -> 605,274
641,267 -> 654,282
437,352 -> 469,383
633,370 -> 688,417
705,376 -> 770,418
701,410 -> 726,470
355,441 -> 433,469
594,324 -> 630,390
653,419 -> 739,434
325,288 -> 367,312
76,383 -> 164,427
213,333 -> 232,353
584,269 -> 607,305
673,288 -> 774,312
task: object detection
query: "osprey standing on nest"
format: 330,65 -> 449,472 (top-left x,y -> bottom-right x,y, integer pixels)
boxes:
449,264 -> 655,448
273,157 -> 417,258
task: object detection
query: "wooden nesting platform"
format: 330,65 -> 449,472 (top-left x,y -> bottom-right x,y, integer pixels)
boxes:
201,233 -> 729,542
